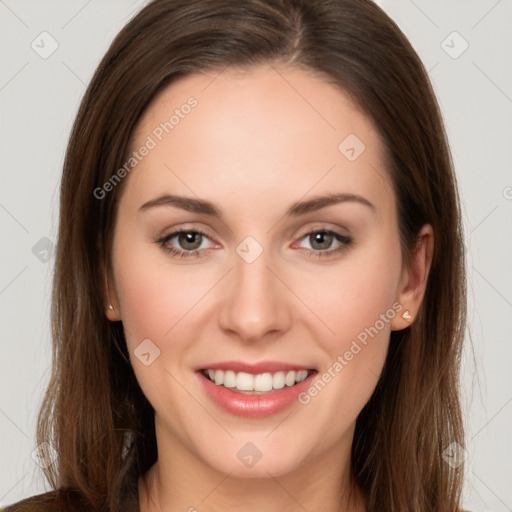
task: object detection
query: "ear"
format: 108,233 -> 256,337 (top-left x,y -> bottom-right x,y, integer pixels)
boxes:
100,258 -> 122,322
391,224 -> 434,331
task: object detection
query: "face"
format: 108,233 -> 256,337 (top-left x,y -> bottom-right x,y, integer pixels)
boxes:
107,63 -> 417,479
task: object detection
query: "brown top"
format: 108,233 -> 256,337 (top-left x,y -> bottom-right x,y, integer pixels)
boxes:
1,486 -> 139,512
1,489 -> 94,512
2,488 -> 474,511
0,490 -> 476,512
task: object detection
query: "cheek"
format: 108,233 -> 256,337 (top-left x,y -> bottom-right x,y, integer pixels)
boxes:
288,238 -> 401,451
111,241 -> 214,408
112,233 -> 212,345
292,229 -> 401,411
299,231 -> 402,352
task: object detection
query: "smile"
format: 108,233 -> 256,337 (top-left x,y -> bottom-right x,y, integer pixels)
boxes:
202,368 -> 312,393
197,361 -> 318,417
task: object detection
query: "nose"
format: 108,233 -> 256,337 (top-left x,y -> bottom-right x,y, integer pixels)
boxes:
218,248 -> 292,343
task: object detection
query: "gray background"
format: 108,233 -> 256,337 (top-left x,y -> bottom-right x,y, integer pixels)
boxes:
1,0 -> 511,510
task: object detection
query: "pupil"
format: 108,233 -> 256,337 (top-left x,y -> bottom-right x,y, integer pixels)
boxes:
311,232 -> 332,250
179,232 -> 202,250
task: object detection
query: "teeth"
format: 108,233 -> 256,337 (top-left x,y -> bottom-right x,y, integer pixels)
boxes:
214,369 -> 224,385
297,369 -> 308,382
273,371 -> 285,389
224,370 -> 236,388
285,370 -> 296,386
204,368 -> 310,392
236,372 -> 254,391
254,373 -> 273,392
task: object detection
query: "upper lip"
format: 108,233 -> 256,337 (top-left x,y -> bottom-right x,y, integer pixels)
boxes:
197,361 -> 315,374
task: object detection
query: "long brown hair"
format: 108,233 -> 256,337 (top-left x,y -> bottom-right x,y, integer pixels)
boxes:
35,0 -> 467,510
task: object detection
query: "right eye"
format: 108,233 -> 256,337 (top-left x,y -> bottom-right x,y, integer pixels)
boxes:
156,229 -> 217,258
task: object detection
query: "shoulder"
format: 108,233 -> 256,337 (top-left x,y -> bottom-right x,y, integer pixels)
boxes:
1,488 -> 95,512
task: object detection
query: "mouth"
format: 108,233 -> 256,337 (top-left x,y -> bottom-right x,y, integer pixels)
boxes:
200,368 -> 316,395
196,362 -> 318,418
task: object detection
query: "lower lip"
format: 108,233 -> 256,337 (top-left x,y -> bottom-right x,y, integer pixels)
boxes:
197,371 -> 317,418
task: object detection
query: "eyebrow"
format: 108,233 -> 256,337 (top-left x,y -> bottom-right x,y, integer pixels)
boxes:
138,192 -> 376,217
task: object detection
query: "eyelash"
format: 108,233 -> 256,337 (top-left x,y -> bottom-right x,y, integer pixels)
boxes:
300,231 -> 353,259
156,228 -> 213,259
155,229 -> 353,260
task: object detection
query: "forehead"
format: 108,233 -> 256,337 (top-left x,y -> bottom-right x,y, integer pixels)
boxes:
125,64 -> 393,217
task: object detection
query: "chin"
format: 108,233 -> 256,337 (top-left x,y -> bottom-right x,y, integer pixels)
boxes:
194,435 -> 311,479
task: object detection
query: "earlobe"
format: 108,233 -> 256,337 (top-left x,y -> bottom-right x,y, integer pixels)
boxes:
391,224 -> 434,331
402,310 -> 412,322
106,303 -> 120,322
390,306 -> 414,331
101,261 -> 121,322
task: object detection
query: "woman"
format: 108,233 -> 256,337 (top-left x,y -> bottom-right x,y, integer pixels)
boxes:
3,0 -> 467,510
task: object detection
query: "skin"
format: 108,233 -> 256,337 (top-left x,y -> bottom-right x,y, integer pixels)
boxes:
105,63 -> 433,511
